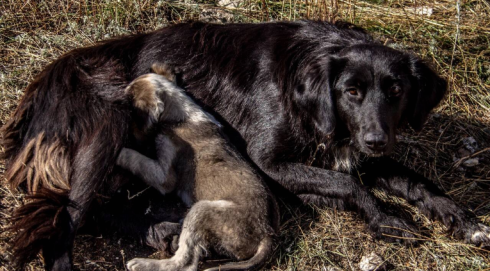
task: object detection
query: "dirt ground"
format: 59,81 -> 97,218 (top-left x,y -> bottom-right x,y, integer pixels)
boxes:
1,0 -> 489,270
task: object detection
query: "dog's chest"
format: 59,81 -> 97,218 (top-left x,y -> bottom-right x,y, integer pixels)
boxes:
309,143 -> 360,173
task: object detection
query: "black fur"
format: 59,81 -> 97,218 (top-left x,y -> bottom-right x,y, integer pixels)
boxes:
3,20 -> 488,270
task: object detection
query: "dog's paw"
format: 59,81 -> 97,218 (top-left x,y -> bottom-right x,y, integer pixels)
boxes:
127,258 -> 164,271
459,223 -> 490,247
417,196 -> 468,230
372,215 -> 418,245
417,196 -> 490,246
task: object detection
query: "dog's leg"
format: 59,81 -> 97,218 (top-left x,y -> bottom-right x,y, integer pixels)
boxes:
297,193 -> 417,243
264,162 -> 418,244
359,157 -> 490,246
42,125 -> 126,270
117,135 -> 176,195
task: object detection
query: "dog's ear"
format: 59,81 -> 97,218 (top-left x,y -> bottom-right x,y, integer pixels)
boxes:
408,57 -> 447,131
293,56 -> 344,136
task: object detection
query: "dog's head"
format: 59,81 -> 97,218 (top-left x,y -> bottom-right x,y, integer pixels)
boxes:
293,44 -> 447,156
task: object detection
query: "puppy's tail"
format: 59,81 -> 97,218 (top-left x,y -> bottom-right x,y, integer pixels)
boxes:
204,236 -> 274,271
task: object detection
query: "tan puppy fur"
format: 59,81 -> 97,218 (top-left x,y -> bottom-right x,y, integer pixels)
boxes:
116,65 -> 279,271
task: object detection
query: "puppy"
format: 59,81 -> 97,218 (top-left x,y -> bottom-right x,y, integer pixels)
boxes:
116,65 -> 279,271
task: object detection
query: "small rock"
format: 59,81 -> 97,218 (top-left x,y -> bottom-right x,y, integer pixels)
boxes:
359,252 -> 386,271
217,0 -> 242,8
463,158 -> 479,167
462,137 -> 478,153
199,8 -> 234,23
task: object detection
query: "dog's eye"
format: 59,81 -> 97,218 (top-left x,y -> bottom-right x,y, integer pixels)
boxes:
347,88 -> 359,96
390,86 -> 402,97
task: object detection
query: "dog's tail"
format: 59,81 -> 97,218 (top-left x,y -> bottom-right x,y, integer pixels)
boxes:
9,189 -> 73,269
1,45 -> 131,268
204,236 -> 274,271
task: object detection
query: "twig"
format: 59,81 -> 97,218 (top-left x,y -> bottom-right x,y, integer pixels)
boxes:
452,147 -> 490,169
127,186 -> 151,200
449,0 -> 461,83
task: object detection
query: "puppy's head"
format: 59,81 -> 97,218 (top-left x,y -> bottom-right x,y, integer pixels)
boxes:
125,64 -> 177,117
331,44 -> 446,156
292,44 -> 446,156
126,64 -> 210,134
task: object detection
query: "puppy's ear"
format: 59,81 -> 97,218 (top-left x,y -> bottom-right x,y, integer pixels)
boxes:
293,56 -> 344,136
125,76 -> 164,130
152,63 -> 176,82
408,57 -> 447,131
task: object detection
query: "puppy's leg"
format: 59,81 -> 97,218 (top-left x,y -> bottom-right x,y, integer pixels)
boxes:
127,201 -> 221,271
97,209 -> 182,253
263,162 -> 418,244
145,221 -> 182,253
127,200 -> 273,271
117,134 -> 176,195
359,157 -> 490,246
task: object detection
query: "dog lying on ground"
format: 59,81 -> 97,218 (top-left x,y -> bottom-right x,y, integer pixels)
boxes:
2,20 -> 490,270
116,65 -> 279,271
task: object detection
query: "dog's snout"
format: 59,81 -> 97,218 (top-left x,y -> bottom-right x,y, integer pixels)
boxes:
364,132 -> 388,152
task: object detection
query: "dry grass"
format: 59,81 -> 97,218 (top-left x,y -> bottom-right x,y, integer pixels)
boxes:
1,0 -> 489,270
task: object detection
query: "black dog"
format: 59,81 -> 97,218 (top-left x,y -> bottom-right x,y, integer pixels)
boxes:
3,20 -> 489,270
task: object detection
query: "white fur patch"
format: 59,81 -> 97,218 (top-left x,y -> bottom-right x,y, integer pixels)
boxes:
209,200 -> 235,208
470,223 -> 490,243
332,145 -> 360,172
359,252 -> 385,271
471,231 -> 486,240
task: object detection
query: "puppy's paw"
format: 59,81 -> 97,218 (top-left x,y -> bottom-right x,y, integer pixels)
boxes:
170,234 -> 179,254
145,222 -> 182,255
127,258 -> 164,271
372,216 -> 418,245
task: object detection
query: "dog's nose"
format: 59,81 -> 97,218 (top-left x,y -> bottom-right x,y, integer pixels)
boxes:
364,132 -> 388,152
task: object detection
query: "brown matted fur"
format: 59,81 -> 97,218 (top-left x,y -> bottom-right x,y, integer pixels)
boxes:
1,36 -> 133,269
5,132 -> 70,193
